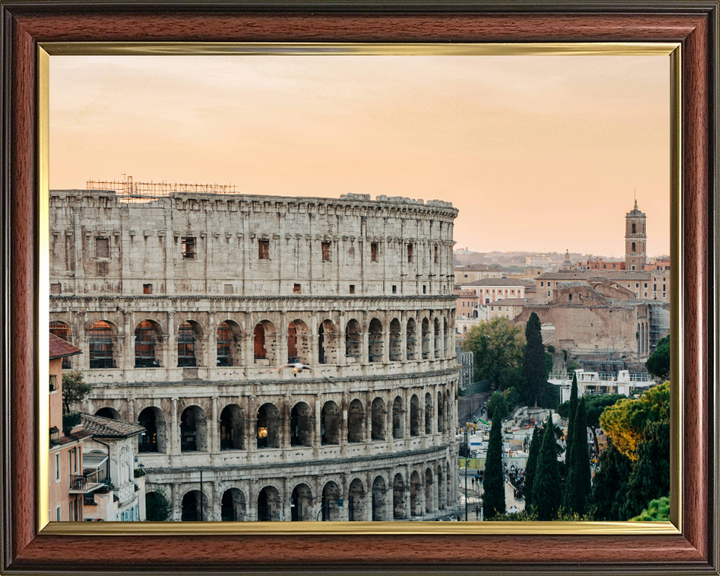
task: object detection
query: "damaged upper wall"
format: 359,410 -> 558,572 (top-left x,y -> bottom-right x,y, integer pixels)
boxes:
49,190 -> 458,298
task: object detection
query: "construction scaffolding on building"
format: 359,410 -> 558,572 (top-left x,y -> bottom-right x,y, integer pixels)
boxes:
86,176 -> 239,203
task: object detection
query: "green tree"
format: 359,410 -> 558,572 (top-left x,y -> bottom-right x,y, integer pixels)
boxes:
645,335 -> 670,380
630,496 -> 670,521
531,415 -> 563,520
462,318 -> 525,389
523,425 -> 542,511
563,398 -> 592,515
487,391 -> 509,421
584,394 -> 626,452
590,439 -> 633,520
521,313 -> 548,407
61,370 -> 91,414
146,487 -> 173,521
565,373 -> 579,453
482,416 -> 506,520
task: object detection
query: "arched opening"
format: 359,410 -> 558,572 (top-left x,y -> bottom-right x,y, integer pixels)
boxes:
290,484 -> 313,521
253,321 -> 277,365
89,320 -> 115,368
437,464 -> 445,510
321,401 -> 341,445
392,396 -> 404,439
290,402 -> 313,447
135,320 -> 161,368
443,318 -> 449,356
181,490 -> 208,521
368,318 -> 383,363
256,403 -> 280,449
393,474 -> 406,519
220,404 -> 244,450
446,461 -> 452,507
569,294 -> 573,302
389,318 -> 402,362
318,320 -> 338,365
410,394 -> 421,437
437,391 -> 444,433
410,471 -> 422,517
406,318 -> 417,360
180,406 -> 208,452
345,319 -> 361,362
287,320 -> 310,364
221,488 -> 246,521
217,321 -> 241,367
421,318 -> 430,359
434,318 -> 441,358
632,242 -> 636,253
178,321 -> 202,367
348,478 -> 366,521
347,399 -> 365,443
257,486 -> 280,521
632,222 -> 636,233
95,407 -> 120,420
372,476 -> 386,521
320,481 -> 341,521
138,406 -> 166,453
50,321 -> 73,368
371,398 -> 386,441
425,393 -> 433,435
425,468 -> 434,514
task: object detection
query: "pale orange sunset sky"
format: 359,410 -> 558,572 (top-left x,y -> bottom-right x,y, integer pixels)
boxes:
50,55 -> 670,257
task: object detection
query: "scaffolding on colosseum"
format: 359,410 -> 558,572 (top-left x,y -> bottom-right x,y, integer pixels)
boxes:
86,176 -> 239,203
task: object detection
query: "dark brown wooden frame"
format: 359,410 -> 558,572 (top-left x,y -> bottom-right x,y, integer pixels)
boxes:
1,1 -> 718,574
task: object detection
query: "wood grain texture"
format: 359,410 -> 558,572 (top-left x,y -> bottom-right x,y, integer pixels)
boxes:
2,4 -> 717,574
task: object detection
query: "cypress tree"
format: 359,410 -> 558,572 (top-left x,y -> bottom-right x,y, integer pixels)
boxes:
562,398 -> 592,515
524,425 -> 542,512
591,439 -> 632,520
531,414 -> 563,520
483,415 -> 506,520
566,372 -> 579,453
521,312 -> 547,407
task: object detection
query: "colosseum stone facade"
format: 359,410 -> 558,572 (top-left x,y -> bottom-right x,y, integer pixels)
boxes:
49,189 -> 460,522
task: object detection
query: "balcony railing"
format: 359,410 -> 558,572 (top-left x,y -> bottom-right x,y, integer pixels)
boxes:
69,469 -> 104,494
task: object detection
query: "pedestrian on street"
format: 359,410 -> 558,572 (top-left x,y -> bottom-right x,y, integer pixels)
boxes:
475,506 -> 480,520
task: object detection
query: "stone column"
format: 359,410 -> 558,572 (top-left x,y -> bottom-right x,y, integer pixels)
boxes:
247,395 -> 257,463
385,392 -> 393,451
338,315 -> 347,367
400,311 -> 407,363
340,393 -> 348,457
210,396 -> 219,455
365,391 -> 373,452
123,314 -> 134,371
170,397 -> 179,456
207,314 -> 217,368
167,312 -> 176,368
244,313 -> 254,375
213,480 -> 222,521
382,312 -> 390,364
313,396 -> 322,458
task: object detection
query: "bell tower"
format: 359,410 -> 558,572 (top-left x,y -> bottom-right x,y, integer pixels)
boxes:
625,199 -> 647,271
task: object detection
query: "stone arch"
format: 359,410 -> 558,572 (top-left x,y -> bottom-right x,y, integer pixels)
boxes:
321,401 -> 341,445
253,320 -> 277,365
287,319 -> 310,364
425,393 -> 433,435
180,405 -> 208,452
290,402 -> 313,447
318,319 -> 338,365
135,319 -> 163,368
393,473 -> 406,519
345,319 -> 361,362
290,483 -> 313,521
368,318 -> 383,363
425,467 -> 434,514
181,489 -> 209,521
88,320 -> 117,369
348,478 -> 366,521
320,481 -> 341,521
216,320 -> 242,367
138,406 -> 167,453
410,394 -> 421,437
371,476 -> 387,521
95,407 -> 121,420
221,487 -> 247,521
421,318 -> 431,359
434,317 -> 441,358
257,485 -> 281,521
437,390 -> 444,433
347,399 -> 365,443
410,470 -> 422,517
220,404 -> 245,450
50,320 -> 73,368
371,397 -> 386,441
256,403 -> 281,449
406,318 -> 417,360
178,320 -> 204,367
389,318 -> 402,362
392,396 -> 404,439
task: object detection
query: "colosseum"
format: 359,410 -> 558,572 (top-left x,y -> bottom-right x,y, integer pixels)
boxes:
49,187 -> 460,522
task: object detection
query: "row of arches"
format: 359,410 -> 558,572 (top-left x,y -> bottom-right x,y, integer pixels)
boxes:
50,314 -> 453,370
113,390 -> 453,454
159,462 -> 454,522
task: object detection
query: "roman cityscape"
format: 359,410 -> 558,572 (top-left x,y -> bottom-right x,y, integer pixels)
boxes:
47,55 -> 671,523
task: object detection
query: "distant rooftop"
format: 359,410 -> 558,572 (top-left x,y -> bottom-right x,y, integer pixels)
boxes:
49,333 -> 82,360
81,414 -> 145,438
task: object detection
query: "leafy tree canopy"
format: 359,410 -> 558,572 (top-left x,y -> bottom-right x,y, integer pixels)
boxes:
645,335 -> 670,380
146,488 -> 173,521
462,318 -> 525,388
62,370 -> 91,414
630,496 -> 671,522
487,391 -> 509,421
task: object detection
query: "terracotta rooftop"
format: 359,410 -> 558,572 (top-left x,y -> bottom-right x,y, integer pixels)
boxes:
461,278 -> 535,287
81,414 -> 145,438
49,333 -> 82,360
536,270 -> 652,281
